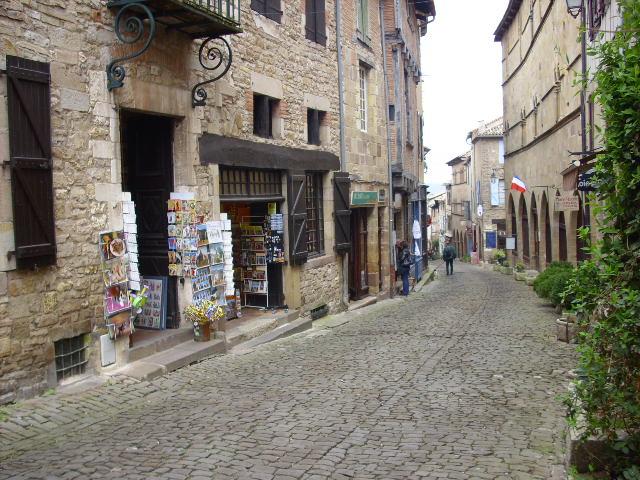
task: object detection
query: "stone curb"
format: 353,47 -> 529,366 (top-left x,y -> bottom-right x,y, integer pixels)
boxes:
230,315 -> 314,354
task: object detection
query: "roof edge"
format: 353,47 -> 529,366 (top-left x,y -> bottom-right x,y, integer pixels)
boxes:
494,0 -> 523,41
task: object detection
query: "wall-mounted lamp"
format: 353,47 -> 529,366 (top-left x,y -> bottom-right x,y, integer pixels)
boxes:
565,0 -> 583,18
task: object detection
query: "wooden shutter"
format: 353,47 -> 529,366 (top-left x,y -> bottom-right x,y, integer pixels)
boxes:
288,173 -> 308,265
305,0 -> 316,41
333,172 -> 351,253
316,0 -> 327,45
265,0 -> 282,23
6,56 -> 56,269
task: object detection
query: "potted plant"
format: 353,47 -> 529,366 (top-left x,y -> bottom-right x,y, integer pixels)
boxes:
184,300 -> 225,342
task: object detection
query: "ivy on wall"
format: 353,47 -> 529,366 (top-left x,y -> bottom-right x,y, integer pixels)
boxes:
564,0 -> 640,476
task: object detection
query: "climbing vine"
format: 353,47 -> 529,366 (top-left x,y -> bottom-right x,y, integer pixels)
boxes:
563,0 -> 640,476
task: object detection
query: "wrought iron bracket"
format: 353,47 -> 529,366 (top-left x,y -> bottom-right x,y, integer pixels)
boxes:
191,36 -> 233,107
106,0 -> 156,91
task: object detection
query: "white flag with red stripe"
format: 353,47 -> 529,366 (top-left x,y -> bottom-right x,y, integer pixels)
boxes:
511,176 -> 527,192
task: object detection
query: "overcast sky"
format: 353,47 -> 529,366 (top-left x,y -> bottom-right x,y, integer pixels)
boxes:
420,0 -> 509,195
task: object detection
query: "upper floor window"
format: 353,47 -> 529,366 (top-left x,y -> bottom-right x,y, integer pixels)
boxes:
357,0 -> 369,42
251,0 -> 282,23
587,0 -> 606,41
358,65 -> 368,132
307,108 -> 326,145
253,93 -> 279,139
498,139 -> 505,164
404,69 -> 413,145
305,0 -> 327,45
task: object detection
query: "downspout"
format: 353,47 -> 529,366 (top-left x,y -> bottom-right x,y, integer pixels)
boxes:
335,0 -> 349,307
380,0 -> 396,295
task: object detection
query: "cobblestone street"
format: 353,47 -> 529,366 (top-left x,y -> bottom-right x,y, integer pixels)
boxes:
0,263 -> 577,479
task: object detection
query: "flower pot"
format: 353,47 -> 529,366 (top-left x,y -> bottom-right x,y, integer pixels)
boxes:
193,322 -> 211,342
556,318 -> 577,343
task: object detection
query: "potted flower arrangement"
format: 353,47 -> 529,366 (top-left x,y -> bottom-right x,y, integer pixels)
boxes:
184,300 -> 225,342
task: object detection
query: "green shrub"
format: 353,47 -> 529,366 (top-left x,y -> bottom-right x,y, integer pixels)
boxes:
533,262 -> 574,304
515,262 -> 525,272
493,249 -> 506,265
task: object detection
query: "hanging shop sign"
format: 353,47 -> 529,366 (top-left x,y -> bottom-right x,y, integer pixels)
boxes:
577,168 -> 596,192
351,191 -> 378,206
555,194 -> 580,211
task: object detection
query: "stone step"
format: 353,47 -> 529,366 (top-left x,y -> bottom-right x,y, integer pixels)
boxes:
127,327 -> 194,363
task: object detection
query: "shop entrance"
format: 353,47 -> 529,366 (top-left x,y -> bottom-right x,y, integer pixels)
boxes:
349,208 -> 369,300
121,111 -> 178,328
221,201 -> 285,311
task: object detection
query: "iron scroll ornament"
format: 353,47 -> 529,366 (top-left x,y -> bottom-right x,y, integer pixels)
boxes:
192,36 -> 233,107
106,1 -> 156,91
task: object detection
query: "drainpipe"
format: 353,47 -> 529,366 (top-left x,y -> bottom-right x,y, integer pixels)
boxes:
335,0 -> 349,307
380,0 -> 396,296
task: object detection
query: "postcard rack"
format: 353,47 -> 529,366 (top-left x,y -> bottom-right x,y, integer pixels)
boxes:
240,216 -> 269,308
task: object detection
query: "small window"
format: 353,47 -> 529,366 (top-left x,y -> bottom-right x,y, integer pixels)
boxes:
404,69 -> 412,144
305,172 -> 325,255
388,104 -> 395,121
498,138 -> 505,164
358,65 -> 368,132
54,335 -> 88,382
307,108 -> 326,145
498,179 -> 505,206
251,0 -> 282,23
305,0 -> 327,45
253,94 -> 279,139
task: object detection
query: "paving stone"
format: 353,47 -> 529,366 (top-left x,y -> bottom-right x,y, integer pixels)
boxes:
0,264 -> 575,479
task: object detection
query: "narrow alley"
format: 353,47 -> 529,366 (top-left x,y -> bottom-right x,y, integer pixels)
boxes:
0,264 -> 576,479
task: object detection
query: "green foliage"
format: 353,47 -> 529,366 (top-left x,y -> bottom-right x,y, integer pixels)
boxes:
533,262 -> 574,305
515,262 -> 525,272
461,255 -> 471,263
563,1 -> 640,475
493,249 -> 506,265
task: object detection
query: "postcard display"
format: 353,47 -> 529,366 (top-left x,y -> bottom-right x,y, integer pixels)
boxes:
239,214 -> 285,308
167,196 -> 236,317
99,193 -> 140,339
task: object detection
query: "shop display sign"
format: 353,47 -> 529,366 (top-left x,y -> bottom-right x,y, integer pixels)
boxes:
351,191 -> 378,206
555,194 -> 580,211
137,276 -> 167,329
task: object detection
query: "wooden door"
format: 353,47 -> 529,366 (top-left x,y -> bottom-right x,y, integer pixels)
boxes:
121,112 -> 178,328
349,208 -> 369,300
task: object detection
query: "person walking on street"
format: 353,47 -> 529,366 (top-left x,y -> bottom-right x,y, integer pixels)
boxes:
442,239 -> 457,276
397,240 -> 413,296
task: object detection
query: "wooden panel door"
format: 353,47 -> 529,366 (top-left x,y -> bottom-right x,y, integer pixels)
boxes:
121,112 -> 178,328
349,208 -> 369,300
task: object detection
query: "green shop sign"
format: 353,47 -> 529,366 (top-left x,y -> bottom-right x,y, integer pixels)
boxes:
351,191 -> 378,206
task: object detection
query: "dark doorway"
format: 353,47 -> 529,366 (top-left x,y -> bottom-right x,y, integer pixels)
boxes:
378,208 -> 384,290
559,211 -> 568,262
531,197 -> 540,271
520,197 -> 530,264
349,208 -> 369,300
542,194 -> 552,266
121,111 -> 179,328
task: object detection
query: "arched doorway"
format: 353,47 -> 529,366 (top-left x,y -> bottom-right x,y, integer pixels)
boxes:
559,211 -> 568,262
531,195 -> 540,271
541,192 -> 552,266
519,195 -> 530,265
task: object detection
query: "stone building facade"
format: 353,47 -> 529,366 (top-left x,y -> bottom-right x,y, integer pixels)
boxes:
494,0 -> 588,271
383,0 -> 434,253
427,190 -> 447,256
0,0 -> 345,402
446,152 -> 471,258
339,0 -> 390,300
468,117 -> 506,263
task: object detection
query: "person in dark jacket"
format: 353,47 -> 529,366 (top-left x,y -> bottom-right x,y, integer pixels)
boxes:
442,238 -> 457,275
397,240 -> 412,296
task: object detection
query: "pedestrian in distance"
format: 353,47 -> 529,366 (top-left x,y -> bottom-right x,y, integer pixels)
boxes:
397,240 -> 413,296
442,239 -> 457,276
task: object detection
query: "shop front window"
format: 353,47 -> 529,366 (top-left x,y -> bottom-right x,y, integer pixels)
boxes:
305,173 -> 324,255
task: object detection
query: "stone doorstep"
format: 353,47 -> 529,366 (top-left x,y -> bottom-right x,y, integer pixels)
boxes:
229,315 -> 313,353
347,295 -> 377,312
127,326 -> 194,363
104,309 -> 304,381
